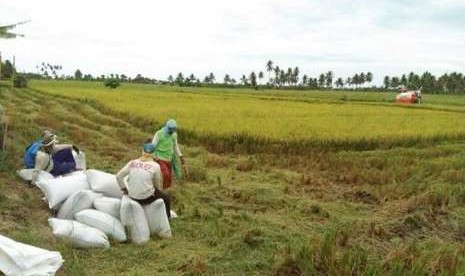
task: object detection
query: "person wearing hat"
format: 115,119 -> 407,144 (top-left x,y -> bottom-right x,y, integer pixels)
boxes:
116,142 -> 171,218
31,130 -> 80,185
151,119 -> 187,189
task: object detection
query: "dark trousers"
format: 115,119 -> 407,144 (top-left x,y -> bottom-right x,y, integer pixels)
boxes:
132,188 -> 171,218
50,148 -> 76,176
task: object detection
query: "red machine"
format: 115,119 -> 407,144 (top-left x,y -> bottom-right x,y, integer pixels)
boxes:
395,88 -> 422,104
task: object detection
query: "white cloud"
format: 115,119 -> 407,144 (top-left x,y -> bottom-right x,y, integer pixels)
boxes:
0,0 -> 464,84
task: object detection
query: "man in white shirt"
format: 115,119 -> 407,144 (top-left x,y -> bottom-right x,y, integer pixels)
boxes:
116,142 -> 171,218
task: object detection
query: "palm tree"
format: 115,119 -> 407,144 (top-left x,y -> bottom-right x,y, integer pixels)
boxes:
258,71 -> 264,85
240,75 -> 248,85
383,76 -> 390,89
274,66 -> 280,86
359,73 -> 366,88
366,72 -> 373,86
293,67 -> 300,85
302,74 -> 308,86
318,74 -> 325,88
208,72 -> 215,84
224,74 -> 231,84
325,71 -> 333,88
266,60 -> 274,84
345,77 -> 352,88
0,21 -> 30,39
286,68 -> 293,86
249,71 -> 257,87
335,78 -> 344,88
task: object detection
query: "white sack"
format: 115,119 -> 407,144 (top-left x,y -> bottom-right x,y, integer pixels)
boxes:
16,169 -> 54,184
143,199 -> 172,238
72,150 -> 87,171
120,196 -> 150,244
37,174 -> 89,209
0,234 -> 63,276
75,209 -> 126,242
48,218 -> 110,249
93,197 -> 121,219
86,169 -> 123,198
57,190 -> 102,219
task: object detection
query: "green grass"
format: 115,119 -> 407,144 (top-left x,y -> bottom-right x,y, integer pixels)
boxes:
2,83 -> 465,275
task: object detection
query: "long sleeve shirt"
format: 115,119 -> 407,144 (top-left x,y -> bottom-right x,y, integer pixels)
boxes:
31,144 -> 72,185
152,129 -> 182,161
116,158 -> 162,200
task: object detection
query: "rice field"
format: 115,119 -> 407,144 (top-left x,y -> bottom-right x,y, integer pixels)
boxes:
30,80 -> 465,148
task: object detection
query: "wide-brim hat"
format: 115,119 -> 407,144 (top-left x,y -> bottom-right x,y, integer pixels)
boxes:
42,130 -> 57,147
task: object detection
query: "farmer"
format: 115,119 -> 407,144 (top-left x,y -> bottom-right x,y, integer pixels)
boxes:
30,130 -> 80,185
152,119 -> 187,189
116,142 -> 171,218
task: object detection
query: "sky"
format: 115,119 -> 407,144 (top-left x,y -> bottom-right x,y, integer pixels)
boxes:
0,0 -> 464,85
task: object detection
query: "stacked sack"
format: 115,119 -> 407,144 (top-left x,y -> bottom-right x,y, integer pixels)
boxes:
34,169 -> 171,249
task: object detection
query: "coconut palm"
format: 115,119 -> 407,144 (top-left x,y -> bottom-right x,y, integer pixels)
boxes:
366,72 -> 373,86
266,60 -> 274,84
0,21 -> 30,39
258,71 -> 264,85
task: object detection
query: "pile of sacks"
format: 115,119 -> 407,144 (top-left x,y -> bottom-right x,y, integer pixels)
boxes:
17,168 -> 172,249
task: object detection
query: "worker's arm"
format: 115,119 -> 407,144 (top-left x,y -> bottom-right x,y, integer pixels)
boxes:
173,133 -> 182,157
116,161 -> 131,191
153,165 -> 162,190
152,131 -> 161,148
31,152 -> 49,185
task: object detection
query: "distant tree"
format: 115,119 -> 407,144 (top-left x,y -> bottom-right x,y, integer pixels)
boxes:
390,76 -> 400,88
366,72 -> 373,86
274,66 -> 280,86
359,73 -> 366,87
104,78 -> 120,89
74,69 -> 82,80
325,71 -> 333,88
293,67 -> 300,85
345,77 -> 352,88
167,75 -> 174,84
175,72 -> 184,85
224,74 -> 231,84
266,60 -> 274,83
302,74 -> 308,86
400,74 -> 408,87
120,74 -> 128,82
0,21 -> 29,39
258,71 -> 264,85
208,72 -> 215,83
335,77 -> 344,88
286,68 -> 293,85
383,76 -> 390,89
240,75 -> 248,85
249,71 -> 257,87
189,74 -> 196,82
318,74 -> 325,88
2,60 -> 15,79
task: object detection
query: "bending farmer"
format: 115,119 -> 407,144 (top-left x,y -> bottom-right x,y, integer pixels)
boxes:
116,142 -> 171,218
29,130 -> 80,185
152,119 -> 187,189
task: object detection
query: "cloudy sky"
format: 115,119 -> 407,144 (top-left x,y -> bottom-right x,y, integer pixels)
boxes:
0,0 -> 464,84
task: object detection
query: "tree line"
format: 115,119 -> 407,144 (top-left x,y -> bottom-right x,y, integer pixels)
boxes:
2,58 -> 465,94
383,72 -> 465,94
